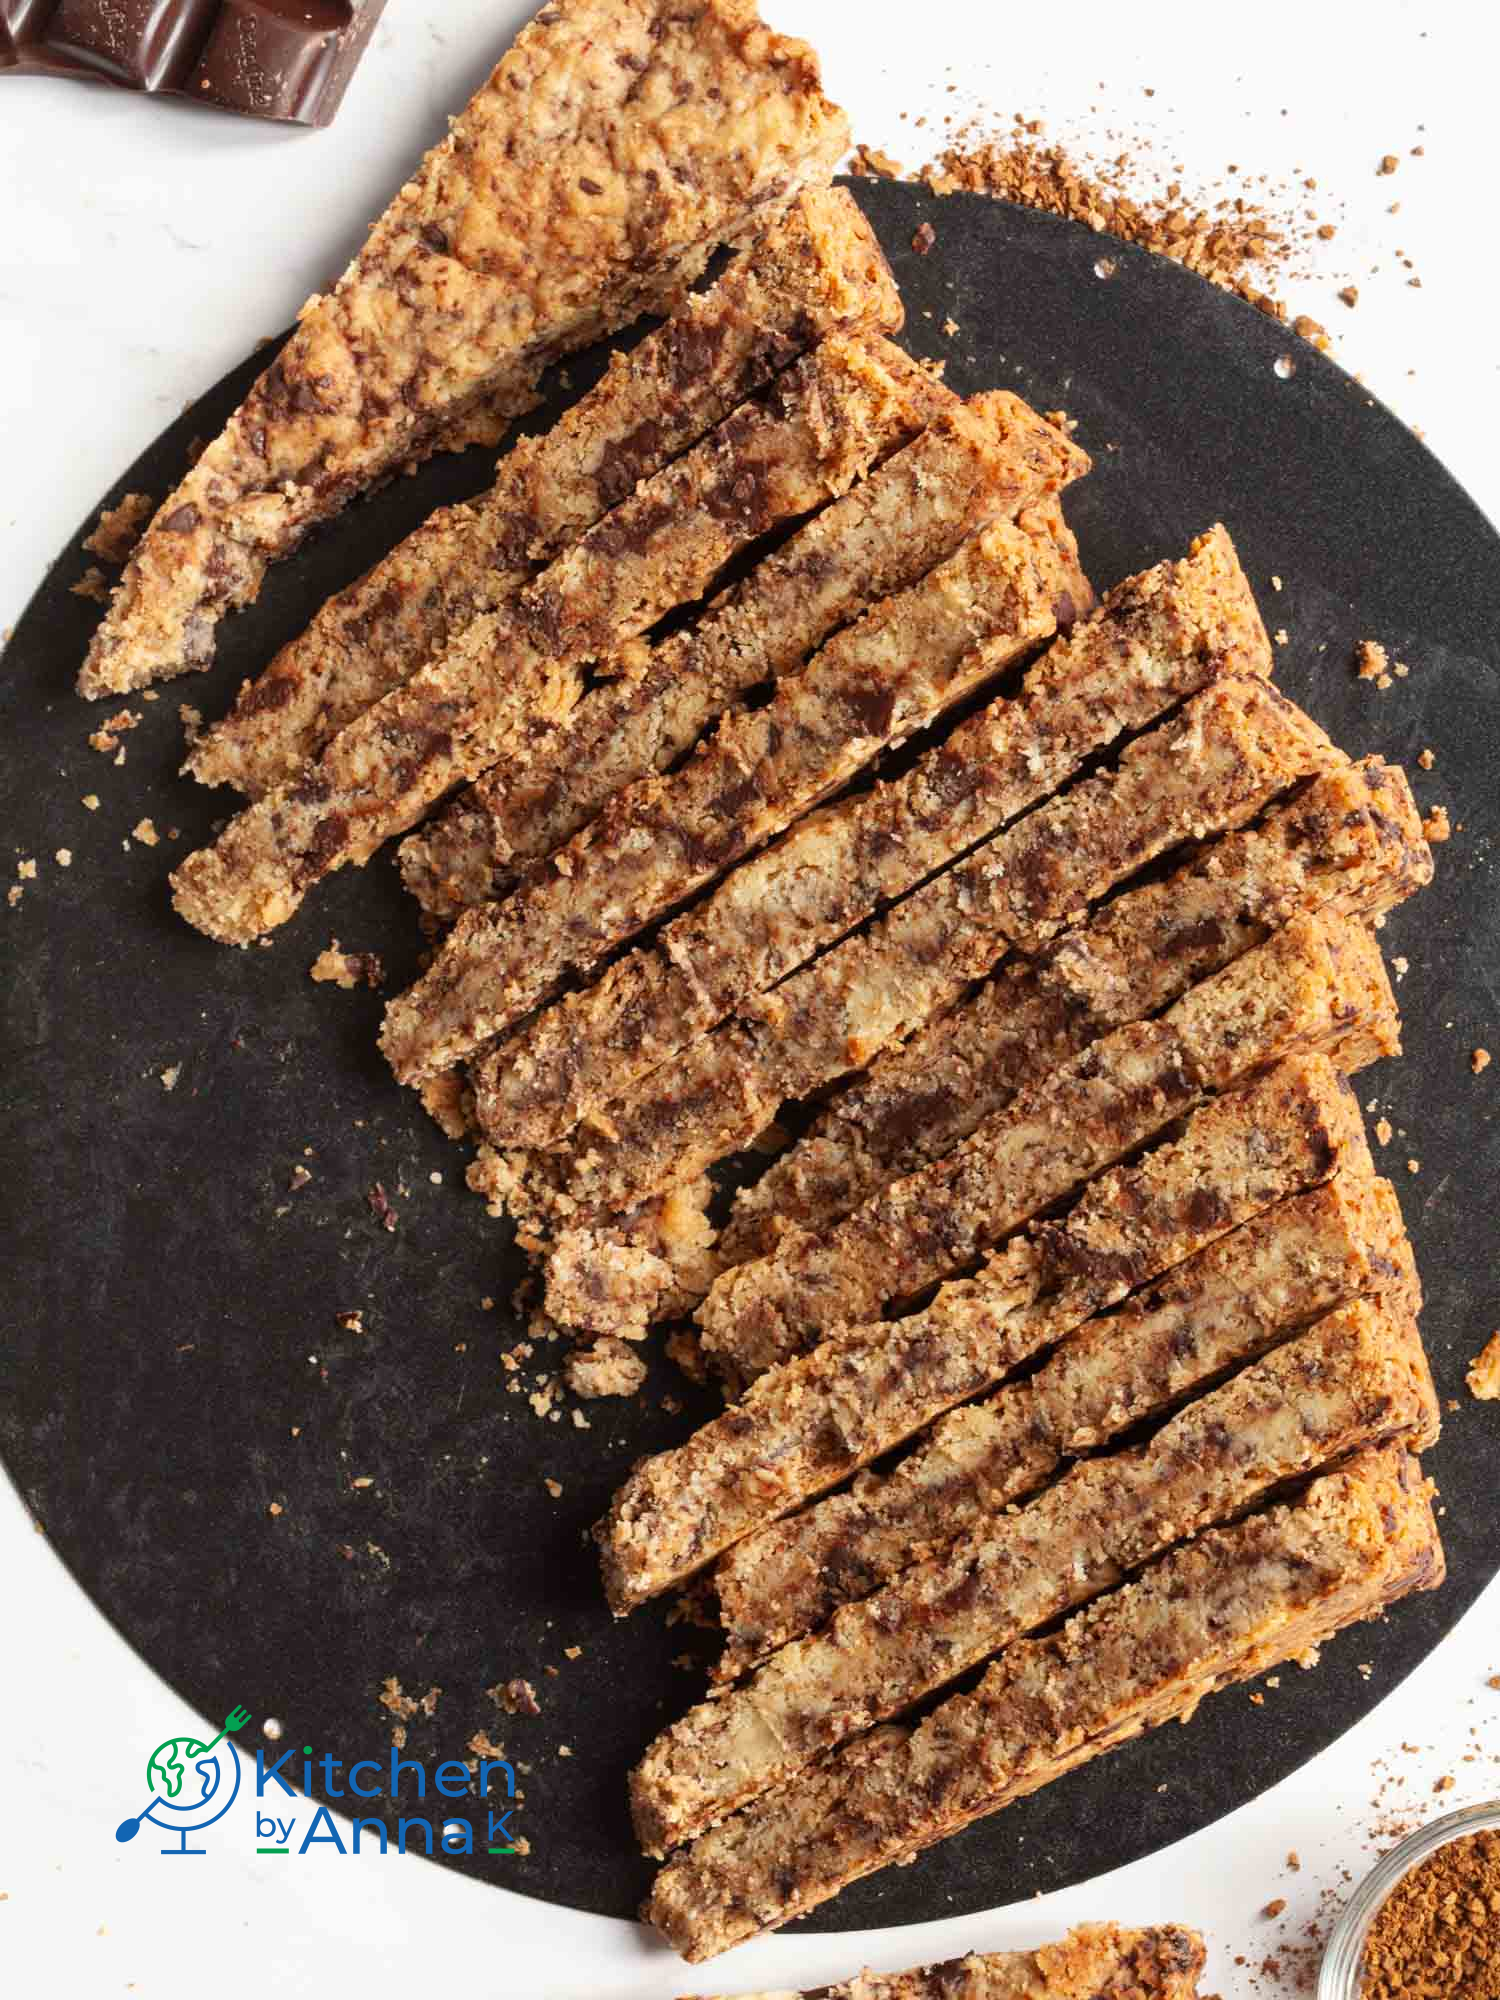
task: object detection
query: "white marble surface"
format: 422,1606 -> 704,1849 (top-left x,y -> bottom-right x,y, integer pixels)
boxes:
2,5 -> 1497,1996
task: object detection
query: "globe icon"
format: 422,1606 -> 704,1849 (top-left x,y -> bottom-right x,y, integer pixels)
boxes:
147,1736 -> 223,1812
116,1707 -> 247,1853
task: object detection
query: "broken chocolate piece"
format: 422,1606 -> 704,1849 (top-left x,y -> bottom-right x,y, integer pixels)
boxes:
0,0 -> 387,127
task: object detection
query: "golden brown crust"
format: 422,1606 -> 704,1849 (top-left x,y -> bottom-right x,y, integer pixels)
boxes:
643,1449 -> 1444,1960
713,1164 -> 1417,1677
594,1055 -> 1369,1613
171,335 -> 933,945
80,0 -> 851,697
633,1299 -> 1435,1854
723,756 -> 1429,1265
401,389 -> 1088,921
185,187 -> 903,796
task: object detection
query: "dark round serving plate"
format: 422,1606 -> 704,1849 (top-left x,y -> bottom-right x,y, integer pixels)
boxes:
2,177 -> 1497,1930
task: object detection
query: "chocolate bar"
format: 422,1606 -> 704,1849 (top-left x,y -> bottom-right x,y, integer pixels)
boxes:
0,0 -> 386,126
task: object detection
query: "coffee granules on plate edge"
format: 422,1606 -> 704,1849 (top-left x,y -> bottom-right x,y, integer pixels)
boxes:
852,117 -> 1356,348
1359,1826 -> 1500,1997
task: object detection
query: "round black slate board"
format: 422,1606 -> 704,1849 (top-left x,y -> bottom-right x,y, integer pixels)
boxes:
3,178 -> 1498,1930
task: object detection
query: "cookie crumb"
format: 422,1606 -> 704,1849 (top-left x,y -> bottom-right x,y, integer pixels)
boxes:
1472,1048 -> 1491,1074
489,1678 -> 541,1717
55,848 -> 72,868
1417,747 -> 1434,769
159,1064 -> 181,1092
1468,1333 -> 1500,1401
1375,1116 -> 1393,1146
89,708 -> 140,755
564,1336 -> 648,1400
310,939 -> 386,990
1354,639 -> 1388,682
911,220 -> 937,255
1421,804 -> 1451,844
1264,1898 -> 1287,1919
84,491 -> 153,564
70,566 -> 112,604
1377,153 -> 1400,175
847,143 -> 905,180
131,818 -> 159,847
82,793 -> 100,811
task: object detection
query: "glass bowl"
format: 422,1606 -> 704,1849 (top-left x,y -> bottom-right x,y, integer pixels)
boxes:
1318,1797 -> 1500,1999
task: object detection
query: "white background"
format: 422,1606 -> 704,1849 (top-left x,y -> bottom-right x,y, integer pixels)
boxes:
2,4 -> 1497,1995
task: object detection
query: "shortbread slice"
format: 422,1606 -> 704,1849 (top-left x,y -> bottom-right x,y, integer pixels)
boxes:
724,756 -> 1429,1263
171,334 -> 935,944
643,1449 -> 1443,1960
715,1166 -> 1414,1673
596,1056 -> 1369,1612
634,1298 -> 1436,1854
550,673 -> 1326,1245
400,389 -> 1087,918
80,0 -> 850,696
677,1923 -> 1208,2000
186,186 -> 902,796
392,497 -> 1086,1085
695,911 -> 1396,1384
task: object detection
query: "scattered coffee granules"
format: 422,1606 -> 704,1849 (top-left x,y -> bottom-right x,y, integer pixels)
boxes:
1359,1826 -> 1500,1997
918,131 -> 1295,321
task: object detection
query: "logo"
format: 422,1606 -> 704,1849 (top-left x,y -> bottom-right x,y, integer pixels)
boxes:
112,1705 -> 520,1859
114,1704 -> 250,1855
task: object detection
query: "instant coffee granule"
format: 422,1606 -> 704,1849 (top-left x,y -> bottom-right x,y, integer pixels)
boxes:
1360,1826 -> 1500,1997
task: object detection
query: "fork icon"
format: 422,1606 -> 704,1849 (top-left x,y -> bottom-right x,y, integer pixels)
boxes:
193,1705 -> 252,1757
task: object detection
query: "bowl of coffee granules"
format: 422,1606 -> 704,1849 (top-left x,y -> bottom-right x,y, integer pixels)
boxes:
1319,1800 -> 1500,1998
